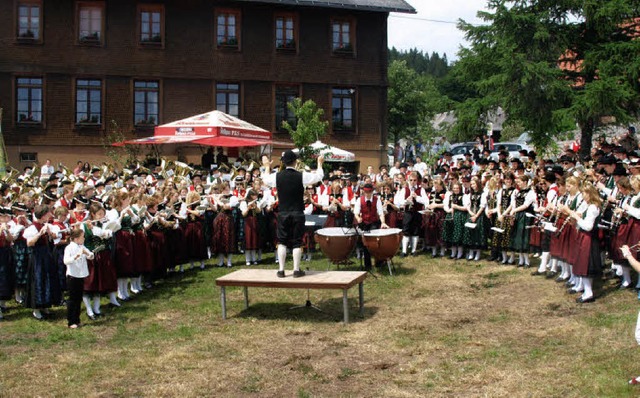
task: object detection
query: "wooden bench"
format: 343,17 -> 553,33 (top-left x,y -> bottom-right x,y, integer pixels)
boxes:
215,269 -> 367,324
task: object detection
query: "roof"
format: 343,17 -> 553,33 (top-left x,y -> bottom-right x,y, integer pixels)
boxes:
233,0 -> 416,13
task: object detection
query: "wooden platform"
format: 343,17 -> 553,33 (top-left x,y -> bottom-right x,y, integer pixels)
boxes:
215,269 -> 367,324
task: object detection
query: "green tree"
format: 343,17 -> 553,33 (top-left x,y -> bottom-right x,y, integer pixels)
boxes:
454,0 -> 640,158
388,60 -> 452,145
102,120 -> 141,168
281,98 -> 329,166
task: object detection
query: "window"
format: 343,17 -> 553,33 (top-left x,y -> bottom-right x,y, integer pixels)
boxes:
215,9 -> 240,48
17,1 -> 42,41
331,19 -> 354,53
216,83 -> 240,117
332,88 -> 355,132
19,152 -> 38,163
76,79 -> 102,125
16,77 -> 43,124
139,5 -> 164,46
275,13 -> 296,51
134,81 -> 159,126
275,85 -> 299,132
77,2 -> 104,44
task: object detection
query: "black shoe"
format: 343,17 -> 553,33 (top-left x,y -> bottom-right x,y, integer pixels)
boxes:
293,270 -> 306,278
567,288 -> 582,294
401,252 -> 407,258
87,314 -> 97,321
545,271 -> 558,279
94,312 -> 103,317
411,252 -> 418,257
565,281 -> 574,287
576,296 -> 595,303
531,270 -> 546,276
619,283 -> 633,290
276,270 -> 285,278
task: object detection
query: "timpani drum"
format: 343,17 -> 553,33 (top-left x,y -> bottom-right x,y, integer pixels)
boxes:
362,228 -> 403,262
315,227 -> 358,263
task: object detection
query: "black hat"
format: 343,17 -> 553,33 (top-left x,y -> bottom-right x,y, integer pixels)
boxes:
559,155 -> 575,164
43,192 -> 57,202
47,174 -> 60,182
435,167 -> 446,174
91,167 -> 101,173
12,202 -> 28,212
399,162 -> 409,169
598,156 -> 616,165
74,196 -> 89,206
0,206 -> 12,216
519,149 -> 528,156
60,179 -> 73,186
349,175 -> 358,182
95,181 -> 105,188
551,165 -> 564,175
443,151 -> 452,157
281,150 -> 298,164
544,172 -> 557,183
612,164 -> 628,176
329,175 -> 340,182
362,183 -> 374,191
104,176 -> 117,184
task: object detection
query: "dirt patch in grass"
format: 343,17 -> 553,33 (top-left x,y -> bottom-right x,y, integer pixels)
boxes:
1,255 -> 640,397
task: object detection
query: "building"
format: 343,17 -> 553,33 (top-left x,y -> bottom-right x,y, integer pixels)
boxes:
0,0 -> 415,170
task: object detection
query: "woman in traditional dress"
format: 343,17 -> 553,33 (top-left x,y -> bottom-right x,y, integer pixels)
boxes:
509,174 -> 537,267
24,205 -> 61,320
50,206 -> 70,303
560,183 -> 601,303
9,202 -> 30,304
462,177 -> 488,261
558,176 -> 584,289
424,178 -> 447,257
0,208 -> 14,320
621,175 -> 640,294
608,177 -> 634,288
82,203 -> 118,319
483,176 -> 501,262
182,191 -> 208,270
212,182 -> 238,267
442,181 -> 469,259
321,181 -> 349,228
241,189 -> 262,265
380,182 -> 399,229
493,173 -> 516,262
107,192 -> 136,301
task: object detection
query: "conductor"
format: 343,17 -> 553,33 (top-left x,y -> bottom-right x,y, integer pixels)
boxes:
262,150 -> 324,277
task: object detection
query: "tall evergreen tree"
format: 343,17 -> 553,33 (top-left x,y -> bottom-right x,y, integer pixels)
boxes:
455,0 -> 640,157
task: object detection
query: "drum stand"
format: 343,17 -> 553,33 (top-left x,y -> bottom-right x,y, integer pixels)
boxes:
355,229 -> 378,279
290,268 -> 323,312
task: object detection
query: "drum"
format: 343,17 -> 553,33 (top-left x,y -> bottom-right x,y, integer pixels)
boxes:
315,227 -> 358,263
362,228 -> 403,261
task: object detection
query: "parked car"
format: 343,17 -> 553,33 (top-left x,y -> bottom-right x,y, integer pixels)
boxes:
489,142 -> 533,161
449,142 -> 479,163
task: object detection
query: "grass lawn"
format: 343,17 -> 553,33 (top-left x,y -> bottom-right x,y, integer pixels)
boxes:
1,253 -> 640,397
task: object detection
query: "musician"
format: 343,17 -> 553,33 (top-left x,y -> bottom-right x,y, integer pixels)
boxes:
9,202 -> 30,304
108,192 -> 135,301
559,176 -> 586,290
442,181 -> 468,260
182,191 -> 208,271
240,189 -> 263,266
63,228 -> 94,328
509,175 -> 536,267
261,150 -> 324,278
560,183 -> 602,303
484,176 -> 501,262
532,172 -> 559,276
212,183 -> 238,268
395,171 -> 429,257
321,180 -> 349,228
610,177 -> 636,289
23,205 -> 60,320
424,178 -> 447,258
0,207 -> 14,320
49,206 -> 71,300
353,183 -> 388,271
461,177 -> 488,261
83,203 -> 119,318
547,177 -> 567,280
380,182 -> 399,229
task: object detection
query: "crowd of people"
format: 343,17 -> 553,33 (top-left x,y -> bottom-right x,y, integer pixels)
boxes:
1,127 -> 640,329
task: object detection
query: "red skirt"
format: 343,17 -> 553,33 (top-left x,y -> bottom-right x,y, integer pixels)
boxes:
529,226 -> 542,249
185,220 -> 207,260
134,230 -> 152,274
115,230 -> 135,277
423,209 -> 445,247
148,229 -> 169,272
244,215 -> 259,250
212,212 -> 235,254
84,250 -> 117,294
572,230 -> 602,277
386,210 -> 399,229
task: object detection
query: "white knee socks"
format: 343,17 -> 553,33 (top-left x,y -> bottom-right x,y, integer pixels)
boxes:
83,295 -> 93,316
92,295 -> 101,315
621,266 -> 632,287
292,247 -> 302,271
411,237 -> 419,253
109,292 -> 120,307
402,236 -> 409,254
582,277 -> 593,299
277,244 -> 287,272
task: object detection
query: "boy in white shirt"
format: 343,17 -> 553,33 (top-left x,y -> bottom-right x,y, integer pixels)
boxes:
64,228 -> 94,329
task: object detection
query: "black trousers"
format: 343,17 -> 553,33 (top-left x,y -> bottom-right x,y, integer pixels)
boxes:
66,276 -> 84,326
359,221 -> 381,270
